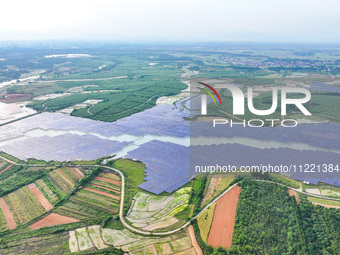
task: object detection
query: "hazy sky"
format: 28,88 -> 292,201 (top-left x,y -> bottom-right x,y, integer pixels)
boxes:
1,0 -> 339,42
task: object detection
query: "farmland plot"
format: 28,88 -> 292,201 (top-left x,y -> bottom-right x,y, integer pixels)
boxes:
127,187 -> 191,231
55,201 -> 108,220
91,179 -> 120,192
30,212 -> 79,229
47,169 -> 75,197
207,185 -> 241,249
58,176 -> 121,220
197,203 -> 216,242
3,186 -> 46,225
69,230 -> 79,253
60,167 -> 82,183
69,225 -> 197,254
76,227 -> 94,251
88,225 -> 108,249
35,179 -> 59,203
0,204 -> 9,232
99,172 -> 120,181
27,183 -> 53,211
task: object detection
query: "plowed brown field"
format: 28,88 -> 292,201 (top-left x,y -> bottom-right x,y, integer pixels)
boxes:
207,185 -> 241,249
0,197 -> 16,230
95,176 -> 120,186
84,187 -> 119,200
30,213 -> 79,229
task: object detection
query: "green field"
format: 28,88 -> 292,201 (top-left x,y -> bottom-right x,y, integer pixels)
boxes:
111,159 -> 146,214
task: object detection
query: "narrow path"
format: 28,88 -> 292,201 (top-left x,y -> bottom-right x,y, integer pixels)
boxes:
37,76 -> 127,83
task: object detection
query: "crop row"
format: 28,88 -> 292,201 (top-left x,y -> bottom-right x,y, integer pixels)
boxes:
55,201 -> 109,220
91,179 -> 120,191
47,169 -> 74,197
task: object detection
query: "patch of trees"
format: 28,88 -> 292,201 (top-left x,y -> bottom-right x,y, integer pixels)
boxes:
189,176 -> 207,215
0,170 -> 45,197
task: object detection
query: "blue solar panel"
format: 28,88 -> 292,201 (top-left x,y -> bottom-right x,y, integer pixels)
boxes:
127,140 -> 190,195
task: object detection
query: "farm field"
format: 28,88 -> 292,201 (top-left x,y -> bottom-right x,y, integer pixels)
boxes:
2,186 -> 46,227
46,168 -> 79,198
0,232 -> 69,255
35,179 -> 59,204
126,187 -> 191,232
207,185 -> 241,249
55,170 -> 121,220
69,225 -> 197,254
27,183 -> 53,211
197,203 -> 216,243
30,213 -> 79,229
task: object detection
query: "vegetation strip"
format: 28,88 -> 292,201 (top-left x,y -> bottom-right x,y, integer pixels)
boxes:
84,187 -> 120,200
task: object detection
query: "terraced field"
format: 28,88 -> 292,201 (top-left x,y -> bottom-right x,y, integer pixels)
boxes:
69,225 -> 197,254
126,187 -> 191,232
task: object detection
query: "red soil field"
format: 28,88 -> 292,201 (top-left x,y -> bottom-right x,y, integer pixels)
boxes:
57,169 -> 74,185
30,213 -> 79,229
95,176 -> 121,186
0,94 -> 32,103
90,184 -> 121,194
0,164 -> 14,174
84,187 -> 120,200
0,197 -> 16,230
104,172 -> 119,179
29,185 -> 54,211
207,185 -> 241,249
70,167 -> 83,178
188,225 -> 203,255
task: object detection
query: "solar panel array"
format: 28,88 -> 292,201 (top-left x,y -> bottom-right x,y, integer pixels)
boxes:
1,134 -> 130,162
0,103 -> 190,161
127,140 -> 190,194
309,82 -> 340,93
